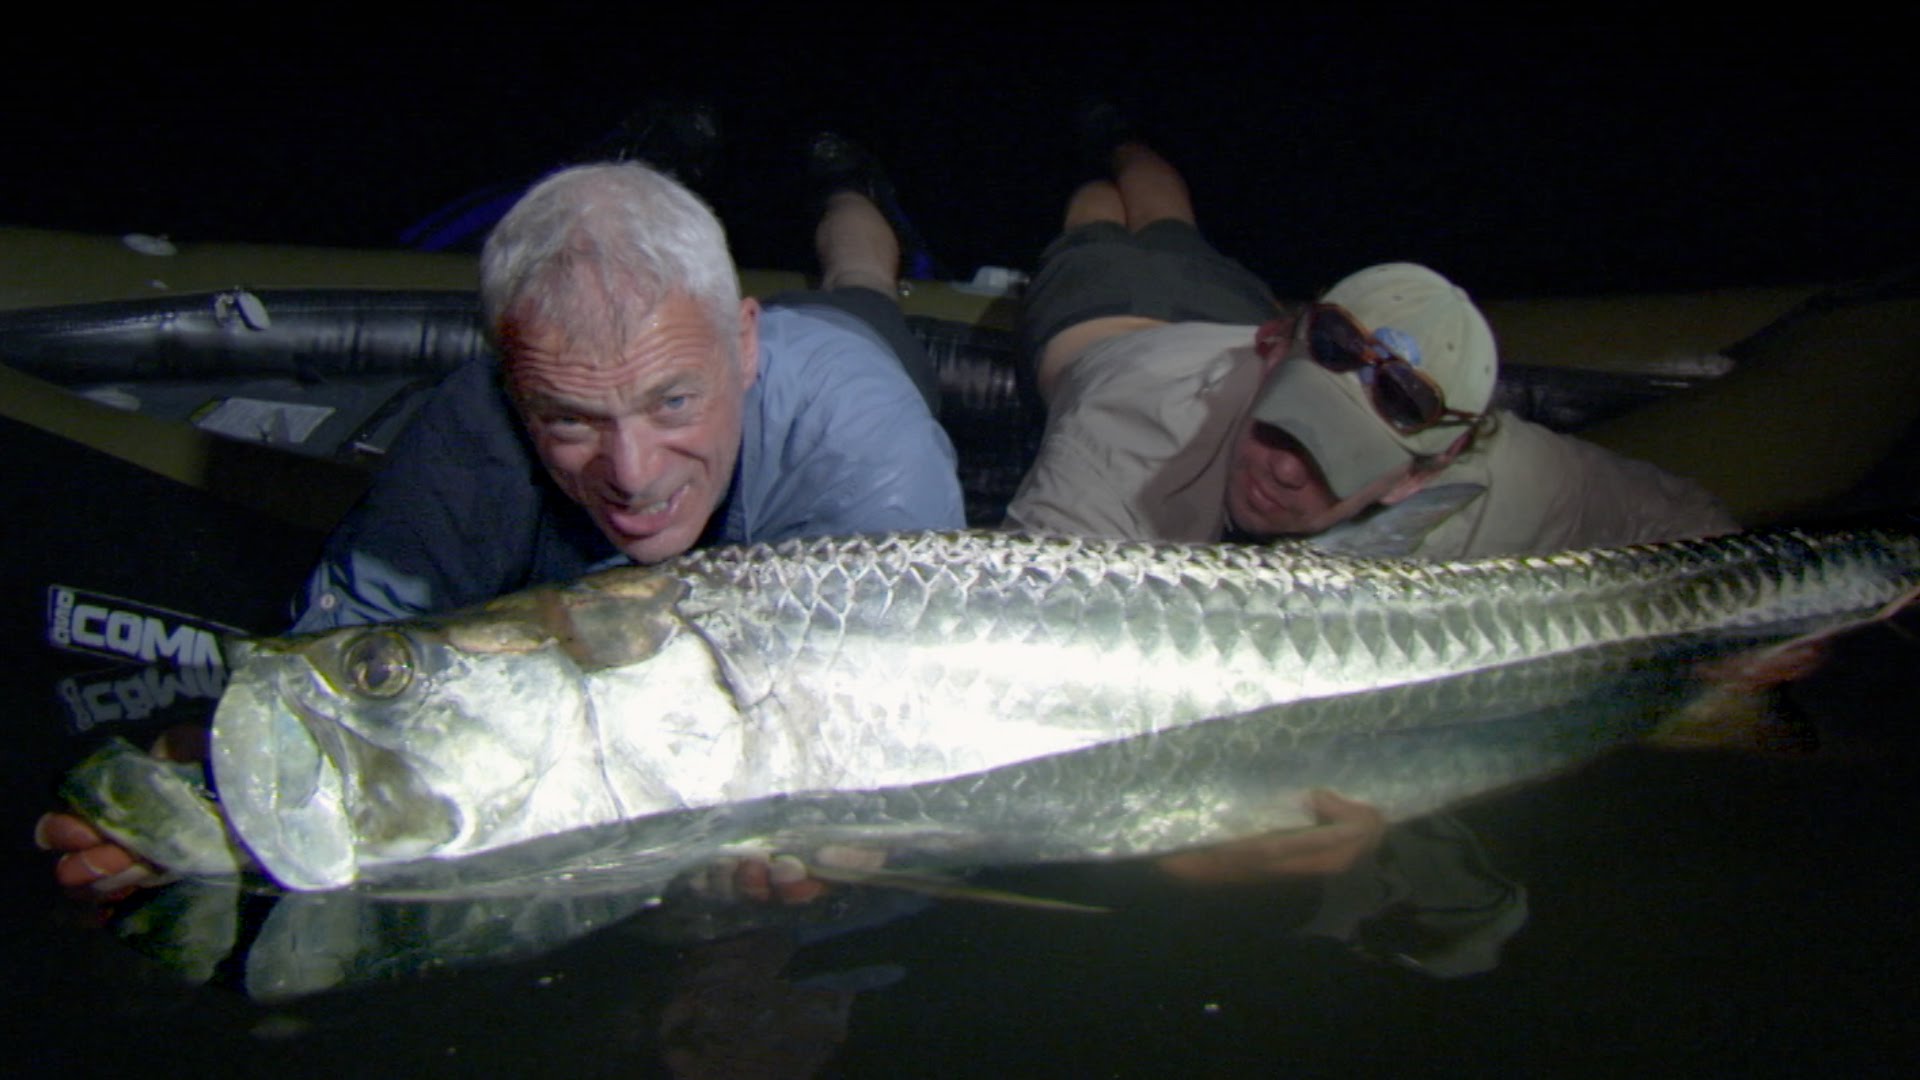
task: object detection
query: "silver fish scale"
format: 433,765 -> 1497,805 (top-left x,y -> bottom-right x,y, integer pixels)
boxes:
670,528 -> 1920,752
184,526 -> 1920,891
692,529 -> 1920,861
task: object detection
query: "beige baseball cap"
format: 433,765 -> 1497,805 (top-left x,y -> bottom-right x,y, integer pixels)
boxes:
1251,263 -> 1498,498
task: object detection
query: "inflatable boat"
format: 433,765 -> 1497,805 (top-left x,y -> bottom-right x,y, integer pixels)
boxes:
5,225 -> 1917,649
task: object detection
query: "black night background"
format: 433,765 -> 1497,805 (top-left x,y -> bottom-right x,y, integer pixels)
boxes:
6,13 -> 1913,299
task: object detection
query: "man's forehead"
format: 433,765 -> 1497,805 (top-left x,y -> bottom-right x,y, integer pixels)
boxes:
510,265 -> 663,344
504,328 -> 735,418
506,290 -> 727,366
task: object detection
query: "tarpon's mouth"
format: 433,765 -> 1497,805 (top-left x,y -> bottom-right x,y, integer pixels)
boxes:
210,656 -> 359,890
212,634 -> 466,891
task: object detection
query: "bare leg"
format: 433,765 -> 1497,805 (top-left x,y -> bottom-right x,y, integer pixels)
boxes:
815,192 -> 900,295
1029,141 -> 1205,401
1063,179 -> 1126,231
1111,141 -> 1197,231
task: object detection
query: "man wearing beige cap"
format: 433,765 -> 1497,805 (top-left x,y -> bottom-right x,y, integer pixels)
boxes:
1008,142 -> 1736,557
1006,141 -> 1737,935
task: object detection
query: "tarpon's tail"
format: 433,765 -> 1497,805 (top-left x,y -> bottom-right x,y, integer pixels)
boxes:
1653,582 -> 1920,752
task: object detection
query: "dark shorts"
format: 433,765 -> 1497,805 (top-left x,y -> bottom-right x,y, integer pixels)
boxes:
1019,219 -> 1279,362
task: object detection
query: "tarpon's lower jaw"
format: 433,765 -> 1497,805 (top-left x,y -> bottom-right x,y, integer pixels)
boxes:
209,662 -> 358,890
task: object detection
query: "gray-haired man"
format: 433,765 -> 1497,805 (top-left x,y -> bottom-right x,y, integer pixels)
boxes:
295,154 -> 963,631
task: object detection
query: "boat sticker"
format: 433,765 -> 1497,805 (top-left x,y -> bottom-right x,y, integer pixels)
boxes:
192,397 -> 334,446
45,585 -> 238,669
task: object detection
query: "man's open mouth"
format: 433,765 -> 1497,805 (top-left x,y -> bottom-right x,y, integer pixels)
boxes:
605,483 -> 689,537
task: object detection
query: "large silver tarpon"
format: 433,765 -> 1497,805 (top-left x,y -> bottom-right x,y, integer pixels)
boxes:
67,529 -> 1920,894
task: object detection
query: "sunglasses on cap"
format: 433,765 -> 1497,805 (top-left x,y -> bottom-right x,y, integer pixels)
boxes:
1256,304 -> 1481,435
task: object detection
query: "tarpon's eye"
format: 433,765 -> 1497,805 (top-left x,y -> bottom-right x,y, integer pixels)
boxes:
341,631 -> 414,699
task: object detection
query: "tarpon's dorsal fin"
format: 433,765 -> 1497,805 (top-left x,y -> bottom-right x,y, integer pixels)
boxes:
1309,483 -> 1486,557
553,572 -> 690,671
442,568 -> 691,670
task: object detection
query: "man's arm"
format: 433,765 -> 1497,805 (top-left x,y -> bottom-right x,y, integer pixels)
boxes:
1559,433 -> 1742,545
287,357 -> 567,631
1157,789 -> 1388,881
1422,419 -> 1742,560
739,310 -> 965,539
772,379 -> 965,536
290,550 -> 440,633
1005,323 -> 1257,542
1002,422 -> 1142,539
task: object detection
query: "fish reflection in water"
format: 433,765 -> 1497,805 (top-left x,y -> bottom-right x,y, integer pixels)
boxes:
89,803 -> 1526,1080
658,931 -> 908,1080
77,869 -> 918,1074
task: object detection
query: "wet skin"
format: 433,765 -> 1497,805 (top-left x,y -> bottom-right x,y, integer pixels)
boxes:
1157,789 -> 1388,881
507,291 -> 761,565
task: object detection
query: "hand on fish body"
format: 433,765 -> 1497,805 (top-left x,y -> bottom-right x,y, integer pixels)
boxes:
41,529 -> 1920,909
684,845 -> 891,906
39,811 -> 159,904
1157,789 -> 1388,881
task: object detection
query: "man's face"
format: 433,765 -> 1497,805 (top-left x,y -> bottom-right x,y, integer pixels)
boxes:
506,291 -> 759,564
1224,420 -> 1405,539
